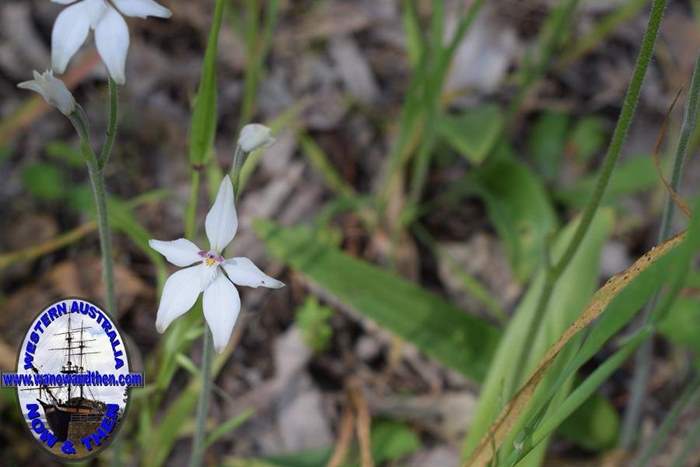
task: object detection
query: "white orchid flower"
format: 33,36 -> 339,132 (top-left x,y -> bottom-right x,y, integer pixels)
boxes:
238,124 -> 275,153
149,176 -> 284,352
18,70 -> 76,116
51,0 -> 172,84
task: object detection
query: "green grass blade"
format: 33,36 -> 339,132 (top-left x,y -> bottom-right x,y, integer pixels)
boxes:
205,409 -> 255,448
463,210 -> 613,459
511,327 -> 653,464
188,0 -> 226,165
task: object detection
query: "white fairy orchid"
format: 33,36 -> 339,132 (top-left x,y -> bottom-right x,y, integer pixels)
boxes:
238,124 -> 275,153
149,176 -> 284,352
51,0 -> 172,85
18,70 -> 77,116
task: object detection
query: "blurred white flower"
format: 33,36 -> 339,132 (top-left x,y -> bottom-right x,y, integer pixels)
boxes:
149,176 -> 284,352
238,124 -> 275,153
51,0 -> 172,84
18,70 -> 76,116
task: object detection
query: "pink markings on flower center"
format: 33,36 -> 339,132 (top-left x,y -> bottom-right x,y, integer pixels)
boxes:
199,250 -> 224,266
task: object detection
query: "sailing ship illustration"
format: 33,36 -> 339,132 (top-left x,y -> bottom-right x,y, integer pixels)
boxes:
24,314 -> 109,442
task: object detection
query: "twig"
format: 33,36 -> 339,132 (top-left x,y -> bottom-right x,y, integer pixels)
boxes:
348,380 -> 374,467
327,407 -> 355,467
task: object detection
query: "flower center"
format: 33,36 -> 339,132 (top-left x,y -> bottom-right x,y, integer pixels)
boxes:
199,250 -> 224,267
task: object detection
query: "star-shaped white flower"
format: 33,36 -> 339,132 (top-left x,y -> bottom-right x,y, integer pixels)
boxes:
51,0 -> 172,84
149,176 -> 284,352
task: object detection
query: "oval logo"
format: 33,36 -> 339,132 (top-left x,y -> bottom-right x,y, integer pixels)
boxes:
11,298 -> 140,461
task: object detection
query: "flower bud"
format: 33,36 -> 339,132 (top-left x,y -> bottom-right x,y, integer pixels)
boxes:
238,124 -> 275,153
18,70 -> 76,116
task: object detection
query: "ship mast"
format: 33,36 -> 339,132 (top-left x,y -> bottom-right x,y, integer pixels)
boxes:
66,313 -> 72,401
79,320 -> 84,400
50,314 -> 98,404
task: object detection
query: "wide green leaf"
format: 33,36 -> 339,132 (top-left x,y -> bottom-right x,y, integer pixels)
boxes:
255,220 -> 501,382
437,104 -> 504,165
528,111 -> 570,180
469,156 -> 558,281
22,163 -> 66,201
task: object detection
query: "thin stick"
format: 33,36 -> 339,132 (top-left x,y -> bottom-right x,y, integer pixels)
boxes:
70,108 -> 117,316
327,407 -> 355,467
348,381 -> 374,467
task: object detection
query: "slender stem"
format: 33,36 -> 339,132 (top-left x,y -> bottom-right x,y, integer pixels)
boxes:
189,327 -> 214,467
86,159 -> 117,316
99,78 -> 119,169
508,0 -> 668,396
184,163 -> 204,467
185,170 -> 201,239
185,166 -> 203,467
553,0 -> 666,280
621,54 -> 700,449
70,109 -> 117,317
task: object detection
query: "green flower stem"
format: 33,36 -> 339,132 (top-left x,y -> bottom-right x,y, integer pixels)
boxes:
621,54 -> 700,450
189,328 -> 213,467
86,158 -> 117,316
185,164 -> 206,467
70,108 -> 117,316
185,170 -> 201,239
190,145 -> 247,467
99,78 -> 119,169
508,0 -> 668,396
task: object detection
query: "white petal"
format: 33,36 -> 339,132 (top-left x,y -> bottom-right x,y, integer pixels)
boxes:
149,238 -> 202,267
94,5 -> 129,84
17,81 -> 43,95
205,176 -> 238,253
203,274 -> 241,353
155,265 -> 204,333
83,0 -> 110,26
51,1 -> 94,73
200,265 -> 220,291
223,257 -> 285,289
112,0 -> 172,18
52,0 -> 79,5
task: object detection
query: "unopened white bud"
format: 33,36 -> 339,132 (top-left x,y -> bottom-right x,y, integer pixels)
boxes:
18,70 -> 76,116
238,124 -> 275,153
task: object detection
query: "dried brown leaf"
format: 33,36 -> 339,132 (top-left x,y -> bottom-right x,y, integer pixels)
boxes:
464,231 -> 685,467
